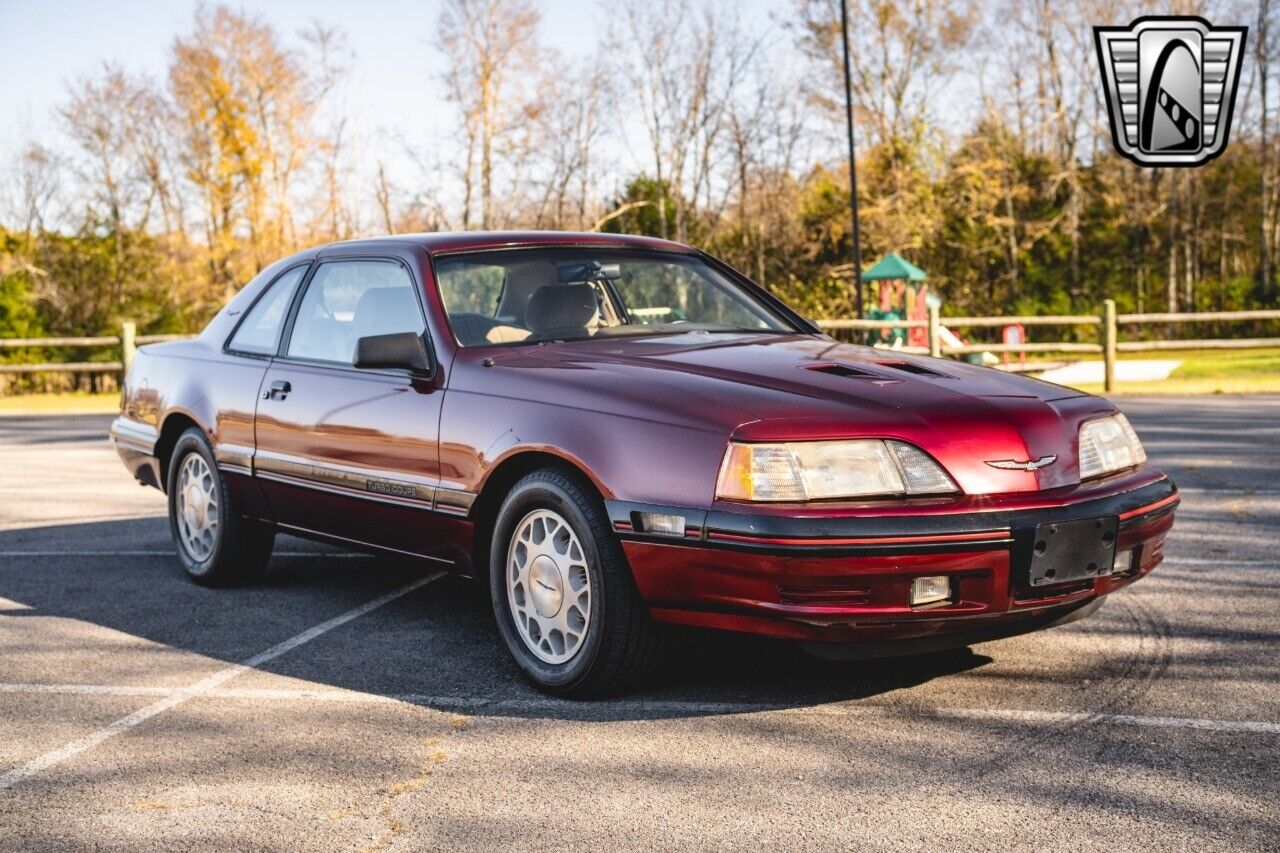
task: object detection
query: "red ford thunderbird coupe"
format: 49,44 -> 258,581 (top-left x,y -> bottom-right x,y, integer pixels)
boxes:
110,232 -> 1178,695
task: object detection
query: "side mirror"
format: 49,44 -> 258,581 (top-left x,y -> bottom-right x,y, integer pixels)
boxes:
353,332 -> 435,376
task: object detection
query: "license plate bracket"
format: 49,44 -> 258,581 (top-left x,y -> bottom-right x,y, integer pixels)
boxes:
1028,516 -> 1119,587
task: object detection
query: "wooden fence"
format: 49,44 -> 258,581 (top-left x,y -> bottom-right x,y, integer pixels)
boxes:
817,301 -> 1280,390
2,304 -> 1279,393
0,323 -> 190,379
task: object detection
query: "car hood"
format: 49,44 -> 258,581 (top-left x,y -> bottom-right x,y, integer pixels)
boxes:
517,333 -> 1116,494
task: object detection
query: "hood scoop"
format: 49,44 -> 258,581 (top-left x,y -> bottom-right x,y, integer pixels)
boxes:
807,363 -> 877,378
876,360 -> 956,379
805,360 -> 957,383
805,362 -> 903,385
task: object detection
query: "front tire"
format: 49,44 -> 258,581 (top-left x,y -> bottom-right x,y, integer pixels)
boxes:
490,467 -> 670,697
167,427 -> 274,586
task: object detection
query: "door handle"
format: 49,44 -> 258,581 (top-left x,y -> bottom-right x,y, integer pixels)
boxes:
263,380 -> 292,401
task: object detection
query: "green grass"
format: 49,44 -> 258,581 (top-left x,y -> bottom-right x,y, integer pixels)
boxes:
1041,347 -> 1280,396
1070,376 -> 1280,395
1131,347 -> 1280,377
0,391 -> 120,414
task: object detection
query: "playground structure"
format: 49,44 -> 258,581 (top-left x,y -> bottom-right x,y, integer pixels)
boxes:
861,252 -> 969,355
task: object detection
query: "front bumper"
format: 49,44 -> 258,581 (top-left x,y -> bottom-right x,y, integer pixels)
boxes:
607,472 -> 1177,647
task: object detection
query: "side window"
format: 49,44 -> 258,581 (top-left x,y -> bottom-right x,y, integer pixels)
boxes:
227,265 -> 307,355
285,260 -> 425,364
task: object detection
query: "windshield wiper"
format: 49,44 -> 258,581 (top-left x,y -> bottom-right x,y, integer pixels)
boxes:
699,327 -> 796,335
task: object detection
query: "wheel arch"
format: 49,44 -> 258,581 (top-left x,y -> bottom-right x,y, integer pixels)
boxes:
155,410 -> 206,492
469,450 -> 605,589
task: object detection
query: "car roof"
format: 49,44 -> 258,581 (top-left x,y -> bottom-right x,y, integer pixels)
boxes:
316,230 -> 696,257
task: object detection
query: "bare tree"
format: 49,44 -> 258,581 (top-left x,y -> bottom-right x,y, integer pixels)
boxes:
302,22 -> 356,242
796,0 -> 975,149
60,67 -> 155,234
608,0 -> 756,241
531,59 -> 611,229
374,161 -> 396,234
438,0 -> 542,229
795,0 -> 975,254
124,82 -> 187,238
4,143 -> 62,238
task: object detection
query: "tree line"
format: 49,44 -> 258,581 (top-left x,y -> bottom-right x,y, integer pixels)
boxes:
3,0 -> 1279,389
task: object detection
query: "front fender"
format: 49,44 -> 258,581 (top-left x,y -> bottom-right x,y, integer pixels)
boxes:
440,387 -> 729,509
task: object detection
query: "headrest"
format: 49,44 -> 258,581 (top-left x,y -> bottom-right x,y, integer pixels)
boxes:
525,285 -> 597,333
496,262 -> 549,319
352,287 -> 420,340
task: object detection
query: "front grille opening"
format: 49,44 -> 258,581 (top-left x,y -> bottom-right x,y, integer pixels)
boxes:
877,361 -> 954,379
1013,578 -> 1094,602
778,583 -> 871,606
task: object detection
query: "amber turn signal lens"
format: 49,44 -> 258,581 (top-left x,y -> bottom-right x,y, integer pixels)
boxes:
715,443 -> 760,501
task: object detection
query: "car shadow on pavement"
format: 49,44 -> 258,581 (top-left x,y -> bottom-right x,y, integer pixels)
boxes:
0,516 -> 992,722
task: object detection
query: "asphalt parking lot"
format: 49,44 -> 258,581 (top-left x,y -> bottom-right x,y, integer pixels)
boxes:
1,397 -> 1278,851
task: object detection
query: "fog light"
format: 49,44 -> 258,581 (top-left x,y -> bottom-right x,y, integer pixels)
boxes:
1112,548 -> 1134,574
638,512 -> 685,536
910,575 -> 952,607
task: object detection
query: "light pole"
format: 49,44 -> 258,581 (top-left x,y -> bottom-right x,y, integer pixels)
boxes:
839,0 -> 865,319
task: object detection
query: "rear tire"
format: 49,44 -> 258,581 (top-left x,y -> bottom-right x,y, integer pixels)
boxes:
490,467 -> 670,697
167,427 -> 274,587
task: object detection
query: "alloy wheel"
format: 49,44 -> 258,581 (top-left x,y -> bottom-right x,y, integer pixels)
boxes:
506,508 -> 592,664
175,452 -> 219,561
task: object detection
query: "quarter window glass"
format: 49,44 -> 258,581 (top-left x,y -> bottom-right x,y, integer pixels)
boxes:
286,261 -> 424,364
227,266 -> 307,355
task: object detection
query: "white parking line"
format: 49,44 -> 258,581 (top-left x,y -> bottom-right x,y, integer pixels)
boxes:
1,681 -> 1276,735
0,571 -> 444,791
0,684 -> 174,697
0,550 -> 374,558
0,512 -> 165,532
1177,487 -> 1280,497
1162,558 -> 1278,567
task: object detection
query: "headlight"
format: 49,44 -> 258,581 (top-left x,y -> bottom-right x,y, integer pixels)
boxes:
1078,414 -> 1146,479
715,439 -> 958,502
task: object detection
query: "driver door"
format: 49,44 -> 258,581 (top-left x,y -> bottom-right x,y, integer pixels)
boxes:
253,256 -> 450,560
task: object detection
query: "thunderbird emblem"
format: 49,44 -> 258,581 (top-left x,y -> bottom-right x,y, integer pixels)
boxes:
986,455 -> 1057,472
1095,16 -> 1247,167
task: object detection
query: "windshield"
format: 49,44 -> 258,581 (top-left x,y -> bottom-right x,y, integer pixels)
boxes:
433,248 -> 795,347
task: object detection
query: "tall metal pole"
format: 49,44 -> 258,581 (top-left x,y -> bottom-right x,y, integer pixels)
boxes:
839,0 -> 865,319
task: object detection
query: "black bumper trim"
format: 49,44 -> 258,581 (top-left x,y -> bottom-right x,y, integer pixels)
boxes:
607,477 -> 1177,559
704,477 -> 1176,541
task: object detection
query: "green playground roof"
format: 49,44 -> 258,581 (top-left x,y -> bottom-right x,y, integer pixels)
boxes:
861,252 -> 927,282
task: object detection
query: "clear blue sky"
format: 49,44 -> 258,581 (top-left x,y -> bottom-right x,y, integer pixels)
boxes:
0,0 -> 595,164
0,0 -> 785,197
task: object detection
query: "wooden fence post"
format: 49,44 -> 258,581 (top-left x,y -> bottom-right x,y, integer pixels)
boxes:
927,303 -> 942,358
1103,300 -> 1116,393
121,321 -> 137,377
